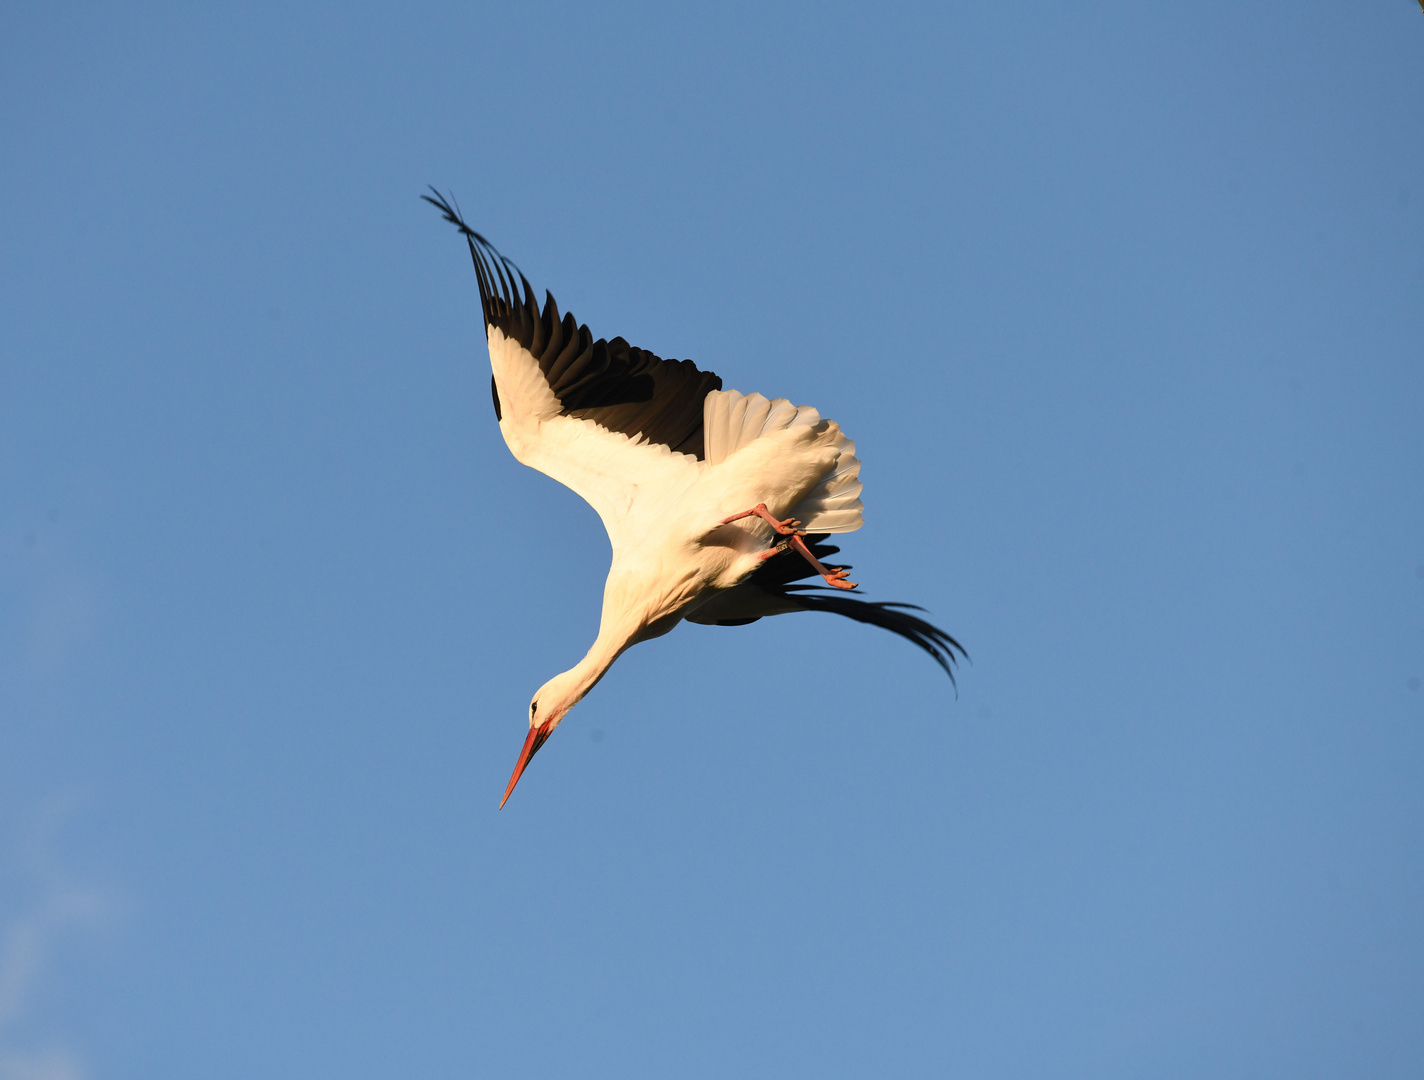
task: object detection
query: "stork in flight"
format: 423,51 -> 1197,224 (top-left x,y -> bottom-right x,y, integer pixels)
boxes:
425,192 -> 965,807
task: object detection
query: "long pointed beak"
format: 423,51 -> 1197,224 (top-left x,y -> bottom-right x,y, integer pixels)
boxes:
500,724 -> 554,809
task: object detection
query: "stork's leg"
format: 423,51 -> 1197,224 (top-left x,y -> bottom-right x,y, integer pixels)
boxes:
785,533 -> 858,590
720,503 -> 801,535
723,503 -> 858,590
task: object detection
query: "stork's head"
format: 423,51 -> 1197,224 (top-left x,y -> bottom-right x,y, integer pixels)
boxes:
499,670 -> 585,809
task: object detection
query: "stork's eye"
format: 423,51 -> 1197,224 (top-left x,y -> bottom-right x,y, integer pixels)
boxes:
531,701 -> 538,718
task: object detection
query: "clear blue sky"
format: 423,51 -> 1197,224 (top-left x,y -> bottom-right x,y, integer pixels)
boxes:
2,3 -> 1422,1077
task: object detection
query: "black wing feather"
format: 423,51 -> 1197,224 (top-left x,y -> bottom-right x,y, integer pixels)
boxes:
425,189 -> 722,458
778,586 -> 968,686
726,536 -> 966,685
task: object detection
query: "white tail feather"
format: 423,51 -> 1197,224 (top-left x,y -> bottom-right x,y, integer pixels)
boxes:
704,389 -> 864,534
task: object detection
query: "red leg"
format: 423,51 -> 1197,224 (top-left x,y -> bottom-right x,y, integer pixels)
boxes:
788,533 -> 858,590
724,503 -> 858,590
721,502 -> 802,535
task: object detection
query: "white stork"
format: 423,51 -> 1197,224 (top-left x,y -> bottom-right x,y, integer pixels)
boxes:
426,192 -> 965,807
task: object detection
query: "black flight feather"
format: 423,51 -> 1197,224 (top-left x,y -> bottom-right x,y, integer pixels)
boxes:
777,586 -> 968,686
425,189 -> 723,458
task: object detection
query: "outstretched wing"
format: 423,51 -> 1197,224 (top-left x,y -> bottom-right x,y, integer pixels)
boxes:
426,190 -> 722,546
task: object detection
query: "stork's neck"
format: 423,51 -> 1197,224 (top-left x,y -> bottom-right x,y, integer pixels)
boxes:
554,572 -> 687,709
560,622 -> 634,705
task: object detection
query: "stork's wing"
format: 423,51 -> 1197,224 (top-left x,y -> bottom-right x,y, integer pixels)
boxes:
686,537 -> 967,684
427,192 -> 722,546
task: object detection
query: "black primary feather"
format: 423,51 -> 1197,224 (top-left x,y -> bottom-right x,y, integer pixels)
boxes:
424,189 -> 722,458
726,536 -> 965,685
778,586 -> 968,686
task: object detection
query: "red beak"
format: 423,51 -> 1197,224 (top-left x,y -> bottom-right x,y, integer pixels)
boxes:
500,723 -> 554,809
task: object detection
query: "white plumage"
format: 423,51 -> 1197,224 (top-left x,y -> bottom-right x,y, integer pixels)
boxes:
427,192 -> 963,807
704,389 -> 864,533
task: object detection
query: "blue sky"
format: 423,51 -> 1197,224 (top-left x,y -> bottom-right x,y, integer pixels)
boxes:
2,2 -> 1422,1077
